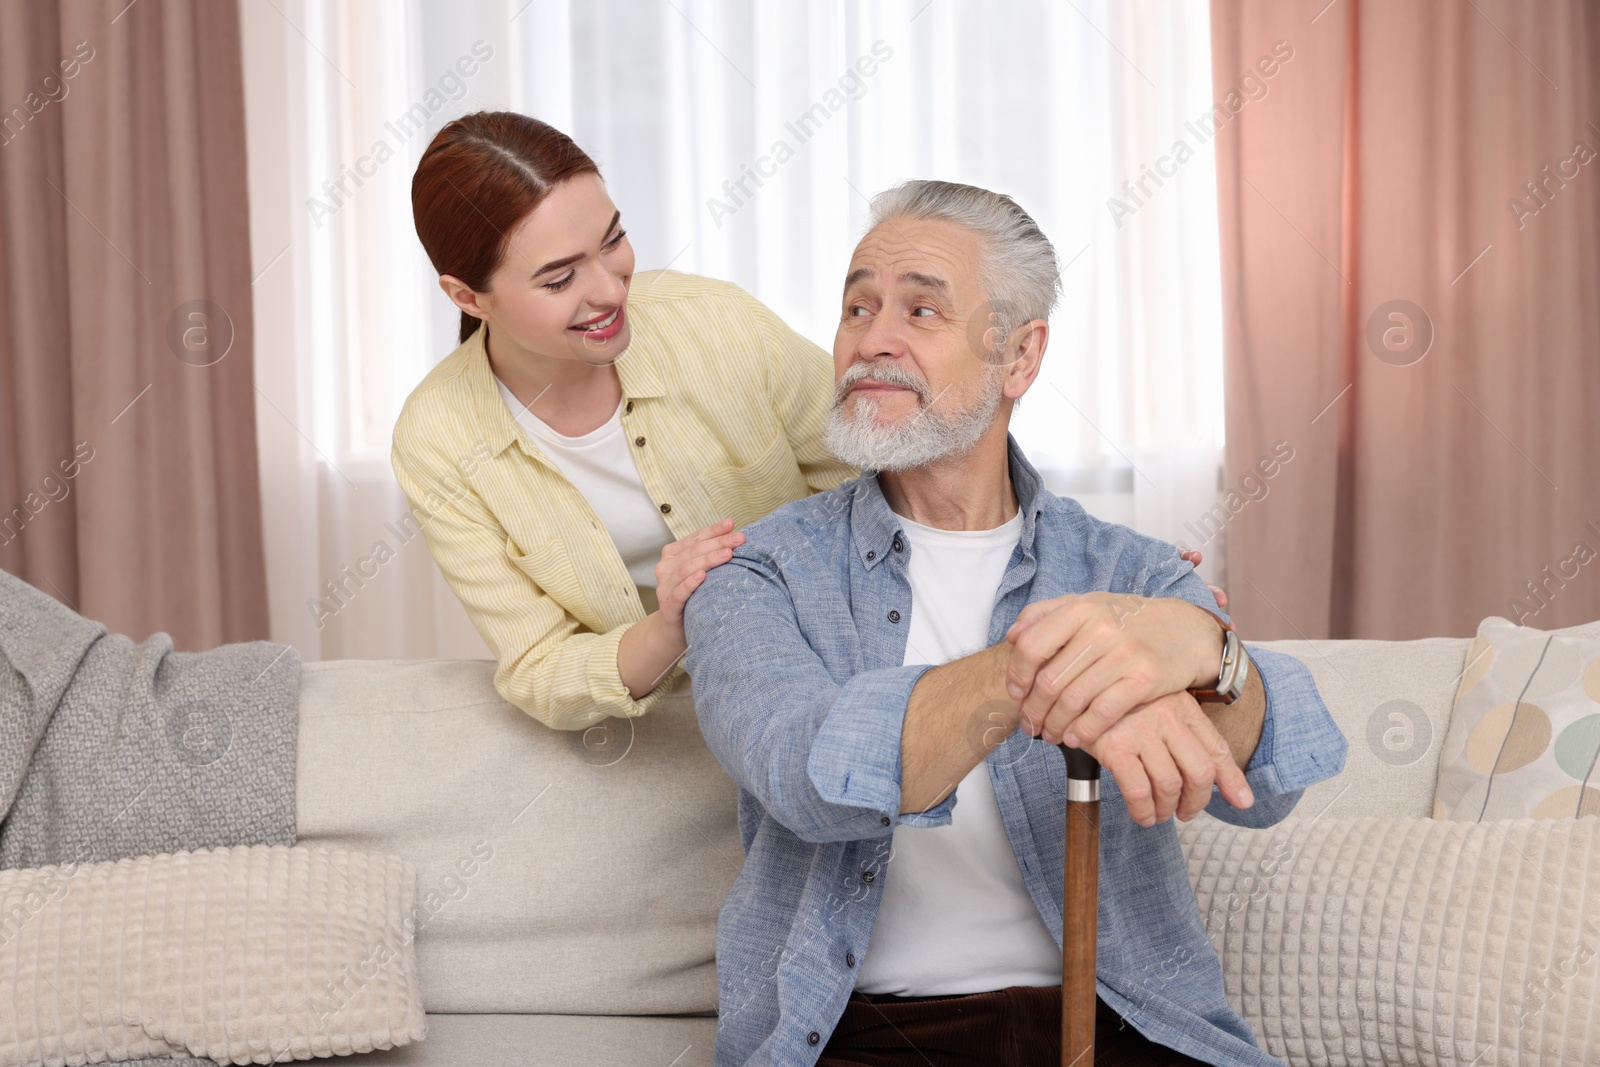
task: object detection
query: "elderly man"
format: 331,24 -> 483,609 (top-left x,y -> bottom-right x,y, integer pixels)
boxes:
681,180 -> 1347,1067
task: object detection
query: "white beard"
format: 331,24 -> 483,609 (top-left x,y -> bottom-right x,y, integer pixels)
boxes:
824,363 -> 1003,472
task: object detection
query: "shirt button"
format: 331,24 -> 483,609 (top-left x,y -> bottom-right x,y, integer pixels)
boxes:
660,503 -> 672,514
866,550 -> 876,561
892,535 -> 904,552
880,815 -> 891,826
862,869 -> 876,883
634,436 -> 646,447
887,609 -> 900,623
807,1032 -> 821,1046
845,951 -> 856,967
625,400 -> 634,413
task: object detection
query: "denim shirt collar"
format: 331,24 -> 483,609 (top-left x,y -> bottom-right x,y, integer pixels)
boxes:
849,431 -> 1045,572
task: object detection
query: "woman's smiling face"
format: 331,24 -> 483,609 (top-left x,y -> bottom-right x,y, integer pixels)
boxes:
447,172 -> 636,364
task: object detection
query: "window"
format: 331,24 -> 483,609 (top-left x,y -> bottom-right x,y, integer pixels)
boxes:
247,0 -> 1228,658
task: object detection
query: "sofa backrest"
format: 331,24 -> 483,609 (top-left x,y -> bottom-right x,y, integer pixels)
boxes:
1250,636 -> 1469,821
1254,617 -> 1600,822
295,663 -> 735,1016
295,621 -> 1600,1016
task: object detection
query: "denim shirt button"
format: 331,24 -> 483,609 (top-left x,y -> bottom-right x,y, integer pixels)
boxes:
846,951 -> 856,967
887,609 -> 900,623
879,815 -> 891,826
862,869 -> 876,883
892,534 -> 904,552
807,1031 -> 821,1046
866,550 -> 875,561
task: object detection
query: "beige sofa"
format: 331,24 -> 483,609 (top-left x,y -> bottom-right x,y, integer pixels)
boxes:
296,620 -> 1600,1067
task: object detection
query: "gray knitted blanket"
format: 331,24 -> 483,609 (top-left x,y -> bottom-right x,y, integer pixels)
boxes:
0,568 -> 299,1066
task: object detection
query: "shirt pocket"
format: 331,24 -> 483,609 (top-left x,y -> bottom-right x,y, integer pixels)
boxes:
698,430 -> 811,528
505,536 -> 583,609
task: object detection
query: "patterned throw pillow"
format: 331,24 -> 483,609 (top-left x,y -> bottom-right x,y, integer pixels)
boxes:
1434,616 -> 1600,821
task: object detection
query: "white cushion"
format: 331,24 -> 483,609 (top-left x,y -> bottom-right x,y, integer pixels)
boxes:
294,660 -> 739,1015
1181,814 -> 1600,1067
0,844 -> 424,1066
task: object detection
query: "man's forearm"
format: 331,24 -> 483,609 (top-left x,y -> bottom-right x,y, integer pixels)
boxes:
899,639 -> 1267,812
1205,665 -> 1267,771
900,642 -> 1018,813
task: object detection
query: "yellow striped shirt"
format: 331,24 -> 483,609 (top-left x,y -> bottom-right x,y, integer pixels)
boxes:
391,270 -> 857,730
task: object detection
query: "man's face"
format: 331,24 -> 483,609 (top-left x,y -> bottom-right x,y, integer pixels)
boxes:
827,216 -> 1005,471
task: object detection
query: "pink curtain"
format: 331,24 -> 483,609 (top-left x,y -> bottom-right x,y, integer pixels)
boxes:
0,0 -> 268,650
1212,0 -> 1600,640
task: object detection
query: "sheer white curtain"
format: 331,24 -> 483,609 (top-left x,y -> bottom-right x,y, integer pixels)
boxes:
241,0 -> 1227,663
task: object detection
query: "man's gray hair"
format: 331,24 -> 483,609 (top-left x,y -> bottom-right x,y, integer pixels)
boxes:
866,179 -> 1061,341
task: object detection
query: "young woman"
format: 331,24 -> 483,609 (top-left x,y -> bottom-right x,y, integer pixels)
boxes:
393,111 -> 855,731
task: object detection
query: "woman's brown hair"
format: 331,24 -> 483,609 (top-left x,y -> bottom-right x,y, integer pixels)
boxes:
411,111 -> 601,344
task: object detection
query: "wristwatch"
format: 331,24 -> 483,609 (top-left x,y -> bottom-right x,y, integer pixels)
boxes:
1188,610 -> 1249,705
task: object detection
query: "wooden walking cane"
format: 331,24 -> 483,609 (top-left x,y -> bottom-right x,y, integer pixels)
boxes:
1059,744 -> 1100,1067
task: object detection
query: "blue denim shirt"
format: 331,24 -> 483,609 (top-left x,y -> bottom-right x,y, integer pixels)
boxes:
682,433 -> 1348,1067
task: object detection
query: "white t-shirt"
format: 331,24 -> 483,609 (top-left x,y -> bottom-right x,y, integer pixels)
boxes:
854,506 -> 1063,995
496,377 -> 674,588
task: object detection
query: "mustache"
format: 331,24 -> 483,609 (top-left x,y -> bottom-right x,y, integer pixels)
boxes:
834,361 -> 931,406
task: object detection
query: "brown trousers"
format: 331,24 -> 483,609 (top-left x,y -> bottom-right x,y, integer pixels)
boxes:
817,986 -> 1213,1067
